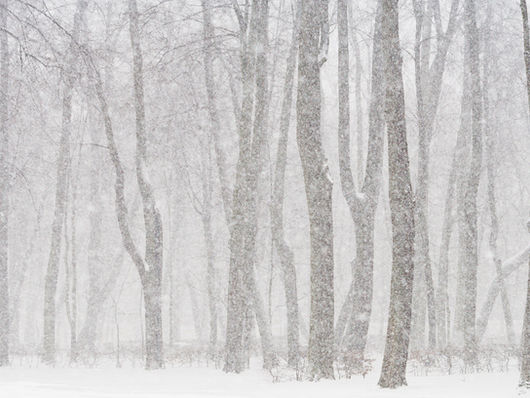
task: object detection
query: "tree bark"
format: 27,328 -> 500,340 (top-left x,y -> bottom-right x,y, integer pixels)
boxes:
518,2 -> 530,385
271,0 -> 300,369
460,0 -> 482,368
0,0 -> 8,367
128,0 -> 164,370
224,0 -> 274,372
43,0 -> 87,365
411,0 -> 460,352
337,0 -> 385,373
482,5 -> 515,346
378,0 -> 416,388
297,0 -> 334,380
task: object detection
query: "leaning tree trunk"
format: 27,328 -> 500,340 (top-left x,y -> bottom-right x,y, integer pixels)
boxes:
297,0 -> 334,380
271,0 -> 300,369
43,0 -> 87,365
378,0 -> 416,389
482,5 -> 515,346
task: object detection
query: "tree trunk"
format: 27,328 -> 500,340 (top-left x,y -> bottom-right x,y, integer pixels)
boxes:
520,254 -> 530,387
297,0 -> 334,380
411,0 -> 460,352
225,0 -> 273,372
271,0 -> 300,369
43,0 -> 87,365
90,11 -> 163,367
378,0 -> 416,388
460,0 -> 482,368
339,0 -> 386,372
336,0 -> 385,371
482,6 -> 515,346
436,151 -> 458,349
518,1 -> 530,385
0,0 -> 8,367
143,276 -> 163,369
128,0 -> 165,369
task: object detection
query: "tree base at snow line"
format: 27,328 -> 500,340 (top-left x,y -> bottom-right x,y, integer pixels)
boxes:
144,290 -> 164,370
378,371 -> 408,389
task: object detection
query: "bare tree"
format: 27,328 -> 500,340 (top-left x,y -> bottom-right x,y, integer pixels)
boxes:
519,0 -> 530,387
0,0 -> 8,367
410,0 -> 460,351
459,0 -> 482,367
43,0 -> 87,365
271,0 -> 300,368
297,0 -> 334,380
378,0 -> 416,388
127,0 -> 165,369
224,0 -> 276,372
336,0 -> 386,373
482,0 -> 515,346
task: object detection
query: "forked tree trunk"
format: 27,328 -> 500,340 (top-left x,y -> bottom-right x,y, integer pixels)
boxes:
378,0 -> 416,389
89,6 -> 163,366
225,0 -> 274,373
297,0 -> 334,380
338,0 -> 385,373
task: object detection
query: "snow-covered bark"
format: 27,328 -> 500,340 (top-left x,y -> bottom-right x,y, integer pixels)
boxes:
297,0 -> 334,380
378,0 -> 416,388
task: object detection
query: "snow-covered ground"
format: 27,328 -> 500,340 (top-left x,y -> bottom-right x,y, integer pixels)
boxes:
0,364 -> 524,398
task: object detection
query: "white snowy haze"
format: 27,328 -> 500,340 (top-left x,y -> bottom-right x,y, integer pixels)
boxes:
0,0 -> 529,396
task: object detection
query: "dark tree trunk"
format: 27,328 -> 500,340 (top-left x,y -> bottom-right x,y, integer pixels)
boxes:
297,0 -> 334,380
378,0 -> 416,389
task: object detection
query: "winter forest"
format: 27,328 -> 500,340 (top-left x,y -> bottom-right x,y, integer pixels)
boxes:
0,0 -> 529,396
